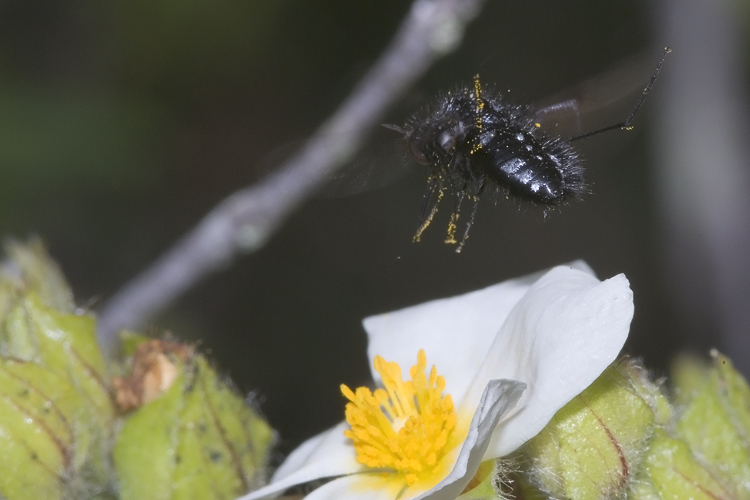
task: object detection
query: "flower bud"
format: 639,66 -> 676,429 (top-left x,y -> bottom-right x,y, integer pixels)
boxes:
669,352 -> 710,406
0,238 -> 74,314
0,241 -> 115,498
671,350 -> 750,498
0,358 -> 79,499
522,358 -> 666,500
632,429 -> 735,500
113,339 -> 275,500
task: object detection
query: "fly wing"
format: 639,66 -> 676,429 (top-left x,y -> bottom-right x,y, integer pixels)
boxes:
532,49 -> 662,138
257,127 -> 414,198
321,126 -> 414,197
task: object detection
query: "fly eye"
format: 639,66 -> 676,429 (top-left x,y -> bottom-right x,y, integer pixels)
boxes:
409,139 -> 430,165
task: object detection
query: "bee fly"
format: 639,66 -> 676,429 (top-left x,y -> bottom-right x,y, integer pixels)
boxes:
386,47 -> 670,252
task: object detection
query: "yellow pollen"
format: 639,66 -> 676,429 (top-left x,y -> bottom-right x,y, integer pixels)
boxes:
471,74 -> 485,154
445,211 -> 459,244
341,349 -> 457,486
413,185 -> 443,242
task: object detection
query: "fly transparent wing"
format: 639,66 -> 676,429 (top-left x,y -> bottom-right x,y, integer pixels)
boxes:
533,49 -> 663,138
321,126 -> 414,197
257,127 -> 415,198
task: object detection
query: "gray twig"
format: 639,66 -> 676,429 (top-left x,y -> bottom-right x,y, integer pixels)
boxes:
96,0 -> 486,353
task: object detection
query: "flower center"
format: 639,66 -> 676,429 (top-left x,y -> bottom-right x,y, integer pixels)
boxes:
341,349 -> 457,486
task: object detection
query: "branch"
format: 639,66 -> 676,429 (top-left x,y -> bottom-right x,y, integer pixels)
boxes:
96,0 -> 487,353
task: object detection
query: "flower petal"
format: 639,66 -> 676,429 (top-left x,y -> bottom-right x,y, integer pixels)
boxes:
303,474 -> 402,500
237,421 -> 363,500
408,379 -> 526,500
364,263 -> 632,460
363,261 -> 593,410
471,267 -> 634,457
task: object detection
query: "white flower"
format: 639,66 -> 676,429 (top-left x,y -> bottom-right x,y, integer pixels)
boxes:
238,262 -> 633,500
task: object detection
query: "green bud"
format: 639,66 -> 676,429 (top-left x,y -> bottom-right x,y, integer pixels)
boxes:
457,460 -> 499,500
713,351 -> 750,440
522,359 -> 666,500
673,350 -> 750,498
0,242 -> 115,498
0,238 -> 74,317
0,239 -> 279,500
0,359 -> 76,499
1,294 -> 114,432
113,340 -> 275,500
670,352 -> 710,406
632,429 -> 735,500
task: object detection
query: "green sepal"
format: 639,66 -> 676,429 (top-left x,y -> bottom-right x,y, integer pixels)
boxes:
114,350 -> 275,500
0,364 -> 70,500
2,294 -> 113,428
456,460 -> 502,500
632,429 -> 735,500
0,359 -> 91,468
0,240 -> 115,498
1,238 -> 74,313
2,292 -> 106,371
674,351 -> 750,498
0,293 -> 115,493
523,359 -> 664,500
670,352 -> 710,406
0,357 -> 117,499
114,365 -> 187,500
713,352 -> 750,442
194,356 -> 274,489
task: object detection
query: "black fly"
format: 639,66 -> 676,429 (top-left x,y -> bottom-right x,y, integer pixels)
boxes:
386,47 -> 670,252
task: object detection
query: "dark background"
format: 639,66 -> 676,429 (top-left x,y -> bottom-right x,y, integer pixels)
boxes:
0,0 -> 747,455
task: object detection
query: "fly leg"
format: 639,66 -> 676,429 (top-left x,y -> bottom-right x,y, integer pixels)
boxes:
414,175 -> 444,242
445,187 -> 467,245
455,180 -> 485,253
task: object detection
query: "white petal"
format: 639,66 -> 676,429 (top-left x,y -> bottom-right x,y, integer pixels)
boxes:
237,421 -> 363,500
303,474 -> 402,500
363,261 -> 593,403
469,267 -> 634,457
408,379 -> 526,500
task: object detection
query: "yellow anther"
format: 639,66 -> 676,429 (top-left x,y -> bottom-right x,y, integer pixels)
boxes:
341,350 -> 457,486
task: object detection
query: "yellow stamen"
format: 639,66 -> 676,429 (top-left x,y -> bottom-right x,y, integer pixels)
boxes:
341,350 -> 457,486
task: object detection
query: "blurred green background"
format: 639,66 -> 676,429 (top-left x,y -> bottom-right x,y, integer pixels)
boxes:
1,0 -> 746,456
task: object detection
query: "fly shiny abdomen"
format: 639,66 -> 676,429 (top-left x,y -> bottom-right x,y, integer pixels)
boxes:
478,128 -> 571,205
